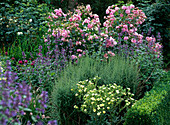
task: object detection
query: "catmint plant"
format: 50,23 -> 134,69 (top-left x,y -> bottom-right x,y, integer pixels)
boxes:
0,60 -> 32,125
0,59 -> 57,125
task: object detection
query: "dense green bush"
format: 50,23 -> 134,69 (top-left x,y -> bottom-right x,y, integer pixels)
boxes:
125,71 -> 170,125
0,0 -> 49,49
51,56 -> 139,124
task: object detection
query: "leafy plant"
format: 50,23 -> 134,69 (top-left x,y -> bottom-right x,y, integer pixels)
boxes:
115,36 -> 166,99
0,0 -> 49,50
12,43 -> 69,95
125,71 -> 170,125
73,76 -> 136,124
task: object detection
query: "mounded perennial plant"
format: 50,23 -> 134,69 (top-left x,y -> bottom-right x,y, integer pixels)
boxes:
72,76 -> 136,124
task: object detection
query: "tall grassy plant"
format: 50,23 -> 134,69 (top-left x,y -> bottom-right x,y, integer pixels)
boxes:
51,56 -> 139,124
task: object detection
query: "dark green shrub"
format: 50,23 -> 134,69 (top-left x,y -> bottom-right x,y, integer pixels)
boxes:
77,0 -> 129,23
51,56 -> 139,124
0,0 -> 49,49
125,71 -> 170,125
38,0 -> 72,12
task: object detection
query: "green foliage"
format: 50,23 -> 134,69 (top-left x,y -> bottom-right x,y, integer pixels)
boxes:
77,0 -> 130,24
73,77 -> 135,124
134,0 -> 170,66
37,0 -> 70,12
131,42 -> 166,99
0,0 -> 49,49
4,35 -> 47,61
51,56 -> 139,124
125,71 -> 170,125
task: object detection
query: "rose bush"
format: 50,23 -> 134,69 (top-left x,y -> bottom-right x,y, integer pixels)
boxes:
44,4 -> 162,59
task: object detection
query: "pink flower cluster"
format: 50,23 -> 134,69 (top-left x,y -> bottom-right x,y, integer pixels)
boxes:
44,4 -> 162,59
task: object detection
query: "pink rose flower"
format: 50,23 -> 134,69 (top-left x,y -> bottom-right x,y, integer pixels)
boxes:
104,53 -> 108,58
108,51 -> 115,56
122,28 -> 126,32
83,51 -> 86,55
106,9 -> 109,14
122,6 -> 127,10
71,55 -> 77,59
130,4 -> 135,9
78,54 -> 82,58
116,26 -> 120,29
86,4 -> 91,12
77,49 -> 82,52
115,7 -> 119,11
87,24 -> 93,29
125,9 -> 130,14
123,25 -> 128,29
48,16 -> 51,19
76,41 -> 81,46
131,38 -> 136,43
19,60 -> 23,64
52,32 -> 56,37
120,14 -> 123,17
44,39 -> 48,42
124,36 -> 129,40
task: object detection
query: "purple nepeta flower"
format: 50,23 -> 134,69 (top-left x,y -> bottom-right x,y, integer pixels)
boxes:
47,120 -> 57,125
0,60 -> 32,124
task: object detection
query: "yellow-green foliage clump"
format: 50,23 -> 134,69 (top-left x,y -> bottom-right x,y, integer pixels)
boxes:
125,72 -> 170,125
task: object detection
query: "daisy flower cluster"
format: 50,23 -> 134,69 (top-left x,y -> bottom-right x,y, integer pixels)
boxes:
72,76 -> 135,123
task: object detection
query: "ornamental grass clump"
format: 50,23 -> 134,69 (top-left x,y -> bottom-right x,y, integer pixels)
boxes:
73,77 -> 136,124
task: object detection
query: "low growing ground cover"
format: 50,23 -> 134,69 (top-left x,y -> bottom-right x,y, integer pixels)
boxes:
0,1 -> 168,125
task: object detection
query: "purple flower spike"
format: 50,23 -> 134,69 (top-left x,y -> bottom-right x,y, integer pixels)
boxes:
47,120 -> 57,125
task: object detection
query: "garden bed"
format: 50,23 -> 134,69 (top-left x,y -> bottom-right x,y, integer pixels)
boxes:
0,0 -> 169,125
